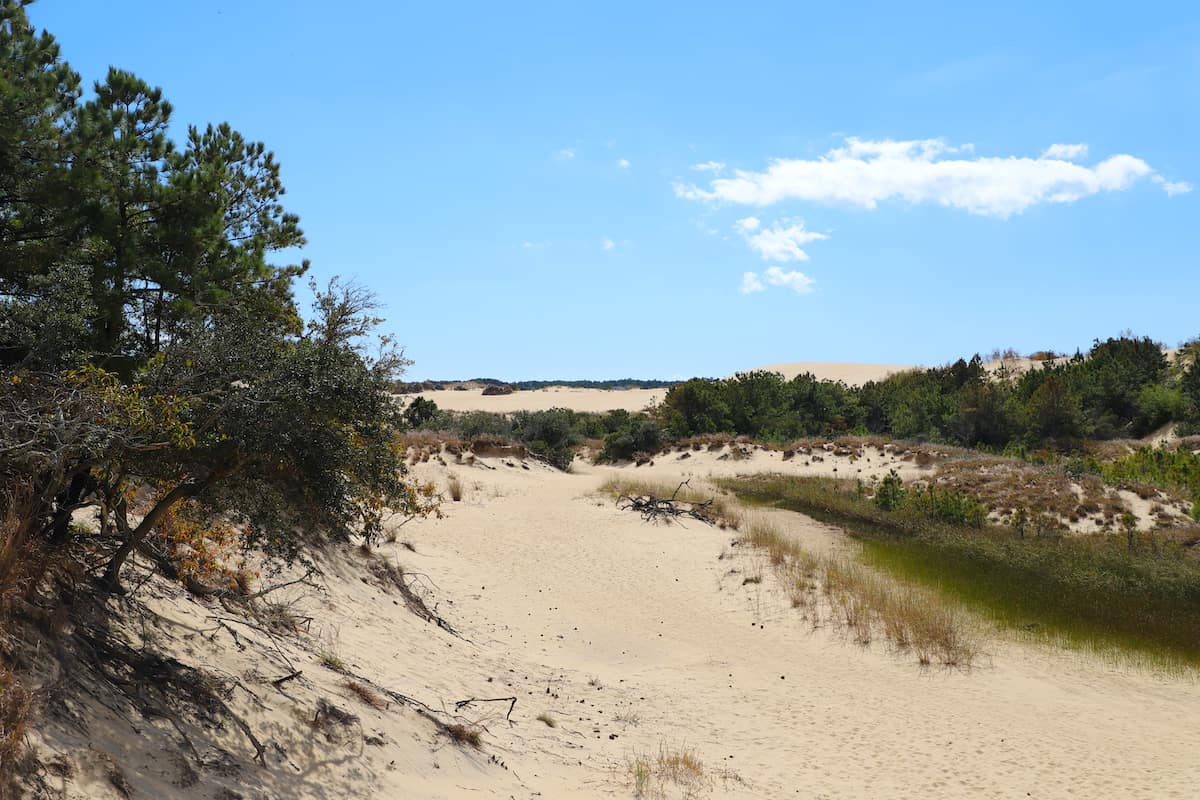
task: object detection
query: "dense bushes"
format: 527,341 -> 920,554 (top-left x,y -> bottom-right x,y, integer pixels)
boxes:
659,336 -> 1198,450
661,371 -> 861,440
598,419 -> 665,463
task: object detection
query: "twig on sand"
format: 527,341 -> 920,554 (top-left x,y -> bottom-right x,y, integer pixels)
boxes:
454,696 -> 518,723
616,479 -> 717,525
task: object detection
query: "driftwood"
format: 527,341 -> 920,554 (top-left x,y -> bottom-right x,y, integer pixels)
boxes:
454,696 -> 517,723
616,479 -> 717,525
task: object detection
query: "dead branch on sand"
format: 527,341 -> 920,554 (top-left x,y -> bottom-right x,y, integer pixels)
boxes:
616,479 -> 717,525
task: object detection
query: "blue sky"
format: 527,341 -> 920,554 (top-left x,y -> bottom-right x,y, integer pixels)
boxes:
31,1 -> 1200,379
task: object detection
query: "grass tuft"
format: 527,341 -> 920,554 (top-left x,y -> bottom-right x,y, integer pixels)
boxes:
318,650 -> 348,673
446,723 -> 483,749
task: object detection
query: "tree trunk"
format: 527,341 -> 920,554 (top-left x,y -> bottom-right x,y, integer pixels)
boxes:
102,480 -> 199,592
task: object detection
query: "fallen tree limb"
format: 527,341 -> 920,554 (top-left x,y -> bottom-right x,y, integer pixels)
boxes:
616,479 -> 717,525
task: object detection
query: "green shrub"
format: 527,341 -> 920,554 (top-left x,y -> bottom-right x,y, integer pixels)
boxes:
599,419 -> 664,462
873,470 -> 906,511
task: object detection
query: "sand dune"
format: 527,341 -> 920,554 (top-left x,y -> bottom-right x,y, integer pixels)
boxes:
33,446 -> 1199,798
409,386 -> 666,413
742,361 -> 916,383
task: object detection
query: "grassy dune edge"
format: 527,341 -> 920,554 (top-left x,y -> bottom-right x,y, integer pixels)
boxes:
719,474 -> 1200,669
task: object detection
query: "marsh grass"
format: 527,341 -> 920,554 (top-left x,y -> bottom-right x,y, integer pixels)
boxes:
722,474 -> 1200,670
739,518 -> 979,666
599,477 -> 740,528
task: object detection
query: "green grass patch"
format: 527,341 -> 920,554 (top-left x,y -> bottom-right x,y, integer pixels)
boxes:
719,474 -> 1200,669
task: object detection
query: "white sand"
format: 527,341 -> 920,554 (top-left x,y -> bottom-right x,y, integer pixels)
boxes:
33,447 -> 1200,799
745,361 -> 916,383
403,363 -> 914,415
407,386 -> 667,413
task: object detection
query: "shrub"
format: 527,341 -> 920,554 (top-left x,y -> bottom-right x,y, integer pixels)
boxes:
511,408 -> 580,470
873,469 -> 906,511
403,396 -> 439,428
598,419 -> 664,462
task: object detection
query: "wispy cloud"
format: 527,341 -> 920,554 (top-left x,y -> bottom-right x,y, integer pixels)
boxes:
677,137 -> 1185,217
740,271 -> 765,294
1153,175 -> 1193,196
741,267 -> 814,295
735,217 -> 827,262
601,237 -> 616,251
617,158 -> 631,169
1042,143 -> 1089,160
690,161 -> 725,172
556,147 -> 576,160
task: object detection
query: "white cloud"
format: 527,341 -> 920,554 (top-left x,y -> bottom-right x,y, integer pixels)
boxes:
618,158 -> 631,169
736,217 -> 827,262
1042,143 -> 1089,160
556,147 -> 576,160
1153,175 -> 1193,196
764,266 -> 815,294
676,137 -> 1182,217
742,268 -> 815,295
691,161 -> 726,172
740,272 -> 765,294
602,237 -> 616,251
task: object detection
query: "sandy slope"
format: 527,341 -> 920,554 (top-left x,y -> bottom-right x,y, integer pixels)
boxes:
31,448 -> 1198,799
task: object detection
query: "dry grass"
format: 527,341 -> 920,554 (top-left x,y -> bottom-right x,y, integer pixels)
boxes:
599,477 -> 741,529
343,680 -> 387,710
446,474 -> 463,502
627,744 -> 708,799
738,517 -> 980,667
0,664 -> 32,792
445,723 -> 483,749
0,488 -> 37,792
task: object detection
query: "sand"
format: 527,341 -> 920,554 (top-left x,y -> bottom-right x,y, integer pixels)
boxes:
31,446 -> 1200,799
406,386 -> 667,413
745,361 -> 916,383
403,363 -> 915,415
